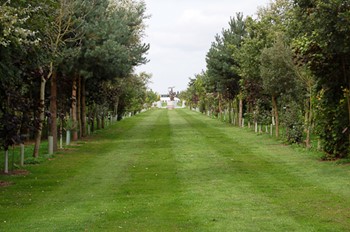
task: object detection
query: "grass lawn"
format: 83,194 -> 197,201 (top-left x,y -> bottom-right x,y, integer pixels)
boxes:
0,109 -> 350,231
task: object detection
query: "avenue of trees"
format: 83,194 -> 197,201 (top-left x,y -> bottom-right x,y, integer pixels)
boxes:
0,0 -> 153,161
182,0 -> 350,159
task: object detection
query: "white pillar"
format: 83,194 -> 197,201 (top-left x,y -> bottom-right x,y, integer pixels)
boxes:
60,135 -> 63,149
48,136 -> 53,155
66,130 -> 71,146
270,124 -> 273,136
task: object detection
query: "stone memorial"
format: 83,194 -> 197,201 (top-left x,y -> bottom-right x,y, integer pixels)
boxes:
167,87 -> 176,110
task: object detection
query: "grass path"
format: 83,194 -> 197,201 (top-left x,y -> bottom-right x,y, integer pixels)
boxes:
0,109 -> 350,231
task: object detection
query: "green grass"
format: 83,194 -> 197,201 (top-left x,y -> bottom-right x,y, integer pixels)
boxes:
0,109 -> 350,231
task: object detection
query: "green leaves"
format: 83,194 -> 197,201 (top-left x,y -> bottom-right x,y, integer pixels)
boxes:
294,0 -> 350,158
80,0 -> 149,81
0,0 -> 150,151
184,0 -> 349,157
260,36 -> 297,98
206,13 -> 245,100
0,2 -> 41,47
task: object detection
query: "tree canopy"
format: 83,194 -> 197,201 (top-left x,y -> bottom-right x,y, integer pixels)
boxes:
0,0 -> 151,157
184,0 -> 350,159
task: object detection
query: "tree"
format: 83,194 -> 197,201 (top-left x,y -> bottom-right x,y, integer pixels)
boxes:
0,0 -> 151,170
260,35 -> 298,138
293,0 -> 350,158
0,2 -> 41,47
206,13 -> 245,99
32,0 -> 82,157
206,13 -> 246,124
291,55 -> 316,147
145,89 -> 158,108
78,0 -> 149,131
113,72 -> 150,119
0,2 -> 42,171
236,17 -> 268,127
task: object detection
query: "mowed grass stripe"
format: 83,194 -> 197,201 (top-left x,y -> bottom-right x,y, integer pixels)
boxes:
97,109 -> 194,231
0,110 -> 179,231
171,109 -> 350,231
170,110 -> 307,231
0,109 -> 350,231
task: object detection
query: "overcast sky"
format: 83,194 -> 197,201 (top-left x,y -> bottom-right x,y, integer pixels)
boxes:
136,0 -> 271,94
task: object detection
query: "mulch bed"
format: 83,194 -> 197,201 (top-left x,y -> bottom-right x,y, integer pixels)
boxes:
11,169 -> 30,175
0,181 -> 12,187
1,169 -> 30,176
0,170 -> 30,187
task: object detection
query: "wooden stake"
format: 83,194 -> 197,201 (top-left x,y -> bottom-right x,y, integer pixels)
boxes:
20,144 -> 25,166
4,150 -> 8,174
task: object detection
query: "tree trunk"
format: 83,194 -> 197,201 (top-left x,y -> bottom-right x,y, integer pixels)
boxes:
101,112 -> 105,129
305,92 -> 312,148
348,85 -> 350,146
238,94 -> 243,127
96,117 -> 100,130
272,95 -> 279,138
50,70 -> 58,152
77,75 -> 82,138
235,98 -> 240,126
71,74 -> 78,141
228,101 -> 232,124
114,96 -> 119,119
218,94 -> 222,121
305,112 -> 311,148
346,68 -> 350,146
90,110 -> 95,133
340,56 -> 350,149
4,150 -> 8,174
81,77 -> 87,137
96,110 -> 101,130
33,76 -> 46,157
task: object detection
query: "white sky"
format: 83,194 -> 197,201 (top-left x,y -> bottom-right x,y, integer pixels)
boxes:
136,0 -> 271,94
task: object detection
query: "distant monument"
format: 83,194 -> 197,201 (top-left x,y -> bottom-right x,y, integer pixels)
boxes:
167,86 -> 175,110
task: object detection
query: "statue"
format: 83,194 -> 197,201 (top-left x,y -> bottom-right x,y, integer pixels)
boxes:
168,86 -> 175,101
167,87 -> 176,110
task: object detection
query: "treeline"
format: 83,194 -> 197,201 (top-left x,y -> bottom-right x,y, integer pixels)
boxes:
182,0 -> 350,159
0,0 -> 156,159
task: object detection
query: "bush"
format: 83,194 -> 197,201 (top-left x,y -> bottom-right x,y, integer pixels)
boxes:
24,157 -> 46,165
314,91 -> 349,159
